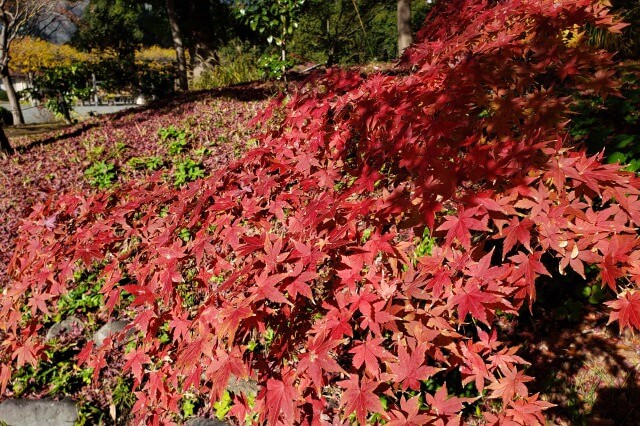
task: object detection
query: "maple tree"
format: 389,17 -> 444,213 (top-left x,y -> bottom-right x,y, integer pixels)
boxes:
2,0 -> 640,424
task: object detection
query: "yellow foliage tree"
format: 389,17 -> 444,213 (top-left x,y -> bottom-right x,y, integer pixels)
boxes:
10,37 -> 92,74
136,45 -> 177,65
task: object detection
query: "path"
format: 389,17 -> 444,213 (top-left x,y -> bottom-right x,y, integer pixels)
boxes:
0,102 -> 138,124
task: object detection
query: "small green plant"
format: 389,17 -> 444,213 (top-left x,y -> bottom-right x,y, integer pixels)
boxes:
84,161 -> 118,189
193,146 -> 211,157
413,228 -> 437,259
158,125 -> 189,155
82,140 -> 105,163
173,158 -> 205,186
112,141 -> 127,158
214,391 -> 232,420
55,269 -> 104,323
178,228 -> 191,242
128,156 -> 164,171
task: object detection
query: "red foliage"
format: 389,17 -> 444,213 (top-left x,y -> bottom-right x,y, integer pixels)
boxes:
2,0 -> 640,424
0,92 -> 267,282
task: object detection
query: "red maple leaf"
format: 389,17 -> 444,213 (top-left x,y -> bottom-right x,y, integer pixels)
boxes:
206,348 -> 248,400
338,375 -> 384,425
349,336 -> 389,377
486,366 -> 533,403
606,290 -> 640,331
215,302 -> 254,343
509,251 -> 550,304
297,333 -> 344,391
123,347 -> 151,382
460,341 -> 491,392
0,364 -> 11,396
436,206 -> 488,249
260,236 -> 289,273
168,310 -> 191,343
501,217 -> 533,255
12,338 -> 41,368
505,393 -> 555,425
252,270 -> 290,305
425,384 -> 476,418
387,396 -> 433,426
337,254 -> 365,290
285,269 -> 316,299
27,292 -> 52,315
387,343 -> 441,391
263,369 -> 299,425
451,281 -> 496,325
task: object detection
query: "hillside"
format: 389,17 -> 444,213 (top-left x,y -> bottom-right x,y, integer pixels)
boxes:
0,85 -> 274,282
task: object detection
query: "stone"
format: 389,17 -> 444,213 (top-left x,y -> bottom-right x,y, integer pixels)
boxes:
185,418 -> 230,426
92,320 -> 130,347
46,316 -> 84,341
227,375 -> 258,396
0,399 -> 77,426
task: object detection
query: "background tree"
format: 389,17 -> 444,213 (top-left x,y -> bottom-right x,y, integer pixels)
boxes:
292,0 -> 430,65
180,0 -> 229,78
72,0 -> 144,59
236,0 -> 306,76
29,63 -> 91,124
397,0 -> 412,55
0,0 -> 64,126
293,0 -> 369,66
11,37 -> 90,73
165,0 -> 187,90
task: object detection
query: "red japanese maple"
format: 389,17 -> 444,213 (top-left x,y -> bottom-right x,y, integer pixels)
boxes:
2,0 -> 638,424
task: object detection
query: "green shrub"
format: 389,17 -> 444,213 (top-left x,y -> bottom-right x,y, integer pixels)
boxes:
191,40 -> 262,89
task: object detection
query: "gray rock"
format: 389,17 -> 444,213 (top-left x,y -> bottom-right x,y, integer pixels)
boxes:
227,375 -> 258,396
46,317 -> 84,341
0,399 -> 77,426
92,320 -> 130,347
185,418 -> 230,426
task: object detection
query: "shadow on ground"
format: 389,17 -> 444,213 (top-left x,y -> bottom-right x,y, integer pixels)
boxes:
507,276 -> 640,425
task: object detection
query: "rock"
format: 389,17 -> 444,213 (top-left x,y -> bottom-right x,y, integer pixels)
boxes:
0,399 -> 77,426
227,375 -> 258,396
92,320 -> 130,347
185,418 -> 230,426
46,317 -> 84,341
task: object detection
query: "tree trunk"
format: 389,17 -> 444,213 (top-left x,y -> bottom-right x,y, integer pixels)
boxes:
184,0 -> 219,80
397,0 -> 413,56
166,0 -> 188,91
0,122 -> 13,155
57,92 -> 72,125
2,72 -> 24,125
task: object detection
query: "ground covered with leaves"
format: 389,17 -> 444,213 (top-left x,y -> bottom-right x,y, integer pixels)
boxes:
0,86 -> 273,282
